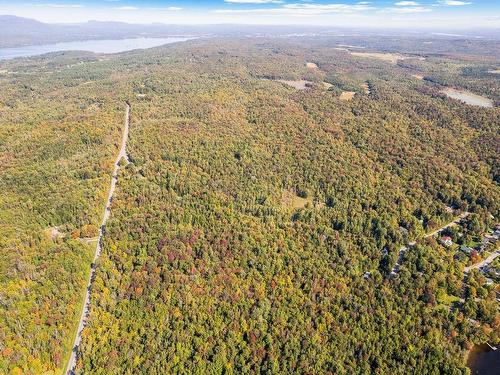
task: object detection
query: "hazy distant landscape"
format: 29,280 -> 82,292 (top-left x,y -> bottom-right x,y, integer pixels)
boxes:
0,2 -> 499,374
0,36 -> 192,60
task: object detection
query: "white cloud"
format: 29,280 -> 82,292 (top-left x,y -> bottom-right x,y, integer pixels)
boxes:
225,0 -> 283,3
114,6 -> 139,10
215,2 -> 375,16
284,3 -> 374,12
384,6 -> 431,13
166,7 -> 183,11
439,0 -> 471,5
395,1 -> 419,6
34,3 -> 84,8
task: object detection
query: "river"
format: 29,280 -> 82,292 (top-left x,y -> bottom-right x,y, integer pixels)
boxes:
467,344 -> 500,375
0,37 -> 191,60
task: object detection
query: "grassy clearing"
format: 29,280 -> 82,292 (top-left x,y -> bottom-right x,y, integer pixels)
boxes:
351,52 -> 409,65
437,292 -> 461,305
276,79 -> 313,90
282,190 -> 314,209
339,91 -> 356,101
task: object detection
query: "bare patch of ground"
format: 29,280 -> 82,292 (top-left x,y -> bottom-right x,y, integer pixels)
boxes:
337,44 -> 365,49
79,237 -> 99,244
266,79 -> 330,91
339,91 -> 356,101
361,82 -> 371,94
306,62 -> 318,69
412,74 -> 425,80
277,79 -> 313,90
45,227 -> 64,241
282,190 -> 313,209
488,69 -> 500,74
441,87 -> 493,108
350,52 -> 420,65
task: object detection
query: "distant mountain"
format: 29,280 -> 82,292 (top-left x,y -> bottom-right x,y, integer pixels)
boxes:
0,15 -> 336,48
0,16 -> 201,48
3,15 -> 496,49
0,15 -> 49,32
0,16 -> 57,46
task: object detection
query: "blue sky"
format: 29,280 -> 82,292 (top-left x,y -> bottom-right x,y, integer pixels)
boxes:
0,0 -> 498,28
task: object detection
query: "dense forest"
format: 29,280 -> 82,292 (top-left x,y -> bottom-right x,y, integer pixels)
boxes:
0,36 -> 499,374
0,52 -> 126,373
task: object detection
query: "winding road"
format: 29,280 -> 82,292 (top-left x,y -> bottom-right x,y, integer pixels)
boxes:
66,103 -> 130,374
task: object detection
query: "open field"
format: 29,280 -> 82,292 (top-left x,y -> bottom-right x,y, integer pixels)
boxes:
339,91 -> 356,101
441,87 -> 494,108
276,79 -> 313,90
350,51 -> 410,64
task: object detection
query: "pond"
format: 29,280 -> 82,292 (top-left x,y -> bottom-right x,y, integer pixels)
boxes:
0,37 -> 192,60
467,344 -> 500,375
441,87 -> 494,108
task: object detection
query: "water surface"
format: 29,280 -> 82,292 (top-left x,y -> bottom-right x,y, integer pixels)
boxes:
467,344 -> 500,375
0,37 -> 191,60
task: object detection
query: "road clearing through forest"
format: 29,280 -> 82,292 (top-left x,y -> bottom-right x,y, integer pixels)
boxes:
66,103 -> 130,375
424,212 -> 470,239
464,250 -> 500,273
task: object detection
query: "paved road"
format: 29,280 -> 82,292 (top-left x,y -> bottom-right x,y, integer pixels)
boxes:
391,212 -> 470,275
424,212 -> 470,238
464,250 -> 500,273
66,104 -> 130,374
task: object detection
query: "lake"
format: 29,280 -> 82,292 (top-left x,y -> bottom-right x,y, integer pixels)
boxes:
441,87 -> 494,108
0,37 -> 192,60
467,344 -> 500,375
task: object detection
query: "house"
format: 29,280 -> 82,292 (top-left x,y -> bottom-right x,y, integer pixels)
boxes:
485,278 -> 494,286
440,236 -> 453,247
476,243 -> 487,253
486,268 -> 500,279
460,245 -> 473,254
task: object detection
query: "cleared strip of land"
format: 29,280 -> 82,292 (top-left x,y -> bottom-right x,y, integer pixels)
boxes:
65,103 -> 130,375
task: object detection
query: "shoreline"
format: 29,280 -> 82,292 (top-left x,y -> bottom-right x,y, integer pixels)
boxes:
465,342 -> 500,375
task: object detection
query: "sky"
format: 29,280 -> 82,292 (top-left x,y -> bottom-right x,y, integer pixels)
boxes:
0,0 -> 498,29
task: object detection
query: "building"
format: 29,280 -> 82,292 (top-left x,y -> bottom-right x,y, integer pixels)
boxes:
460,245 -> 473,254
440,236 -> 453,247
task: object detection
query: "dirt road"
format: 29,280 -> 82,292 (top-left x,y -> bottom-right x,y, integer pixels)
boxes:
66,103 -> 130,374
